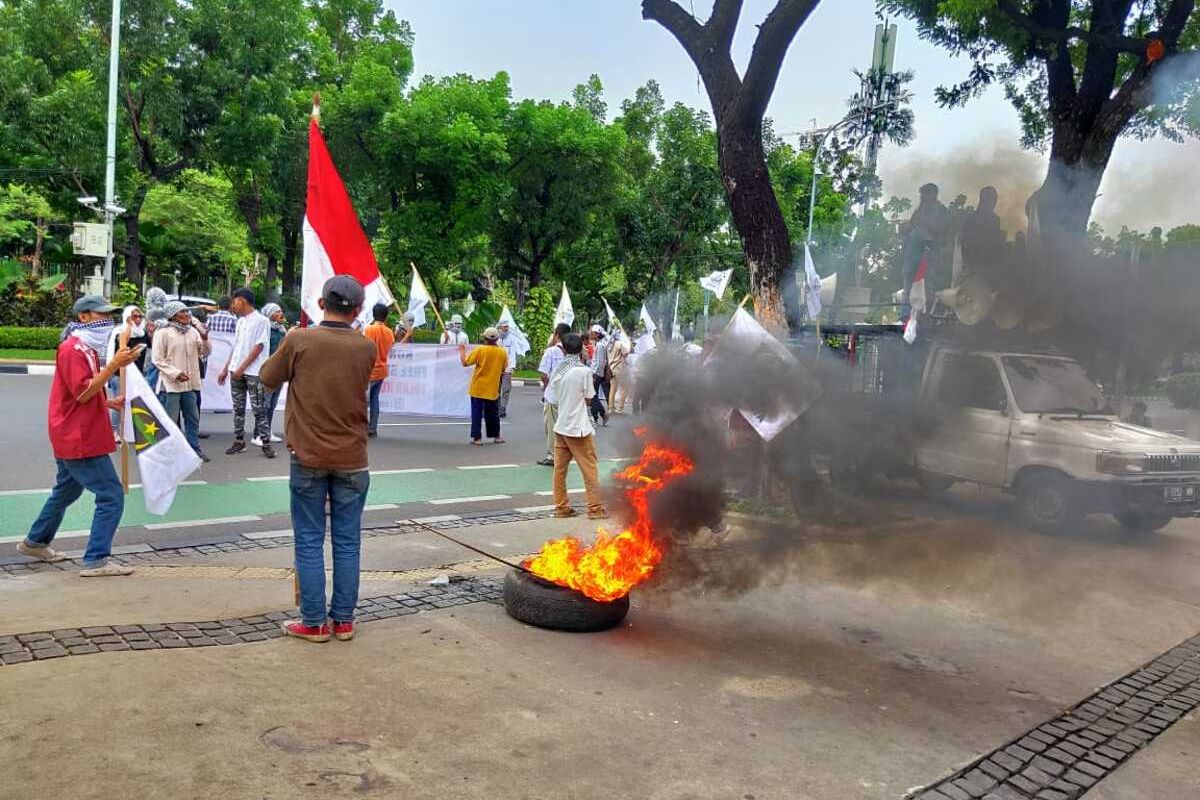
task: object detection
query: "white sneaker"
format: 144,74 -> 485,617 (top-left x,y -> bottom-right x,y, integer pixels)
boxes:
269,434 -> 282,443
250,436 -> 264,447
79,562 -> 135,577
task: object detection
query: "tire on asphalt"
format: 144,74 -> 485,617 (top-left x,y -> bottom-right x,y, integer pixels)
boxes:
502,569 -> 630,632
1113,508 -> 1173,533
1016,470 -> 1083,533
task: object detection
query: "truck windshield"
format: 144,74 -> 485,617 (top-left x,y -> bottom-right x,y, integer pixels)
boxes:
1002,356 -> 1112,415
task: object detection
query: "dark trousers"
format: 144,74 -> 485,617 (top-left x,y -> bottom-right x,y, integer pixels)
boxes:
470,396 -> 500,440
367,379 -> 383,434
590,374 -> 610,422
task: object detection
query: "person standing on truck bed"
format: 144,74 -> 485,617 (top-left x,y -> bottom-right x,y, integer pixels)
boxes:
899,183 -> 950,314
959,186 -> 1006,285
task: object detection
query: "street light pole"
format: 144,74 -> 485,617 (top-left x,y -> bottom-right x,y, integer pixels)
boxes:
102,0 -> 122,298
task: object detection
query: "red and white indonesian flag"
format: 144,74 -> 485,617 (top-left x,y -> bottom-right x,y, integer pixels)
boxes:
904,253 -> 928,344
301,116 -> 393,326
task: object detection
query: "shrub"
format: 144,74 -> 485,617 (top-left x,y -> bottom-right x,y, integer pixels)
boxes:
0,326 -> 61,349
1165,372 -> 1200,410
0,275 -> 72,327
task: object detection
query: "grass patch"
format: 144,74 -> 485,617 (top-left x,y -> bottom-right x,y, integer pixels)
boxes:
0,348 -> 55,362
514,369 -> 543,381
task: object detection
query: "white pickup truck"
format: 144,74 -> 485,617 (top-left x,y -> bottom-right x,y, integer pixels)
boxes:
912,347 -> 1200,532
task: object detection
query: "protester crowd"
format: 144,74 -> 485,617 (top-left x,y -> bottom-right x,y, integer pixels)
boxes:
20,275 -> 686,642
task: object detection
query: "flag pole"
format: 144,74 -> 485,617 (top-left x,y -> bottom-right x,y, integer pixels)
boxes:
118,365 -> 130,494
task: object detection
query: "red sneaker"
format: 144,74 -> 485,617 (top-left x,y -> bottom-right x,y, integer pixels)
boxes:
282,620 -> 330,642
332,621 -> 355,641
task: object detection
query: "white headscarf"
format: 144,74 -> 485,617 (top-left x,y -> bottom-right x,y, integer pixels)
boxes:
122,305 -> 146,338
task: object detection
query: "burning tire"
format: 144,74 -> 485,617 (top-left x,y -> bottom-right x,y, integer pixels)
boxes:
502,569 -> 630,632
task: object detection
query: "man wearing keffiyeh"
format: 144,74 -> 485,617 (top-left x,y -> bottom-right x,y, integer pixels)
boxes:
151,301 -> 211,461
20,296 -> 141,576
547,332 -> 608,520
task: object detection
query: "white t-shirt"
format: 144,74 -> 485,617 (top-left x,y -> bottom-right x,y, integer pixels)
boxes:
230,310 -> 271,376
550,364 -> 595,438
537,344 -> 565,403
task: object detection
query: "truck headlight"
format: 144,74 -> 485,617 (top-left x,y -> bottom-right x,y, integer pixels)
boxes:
1096,451 -> 1146,475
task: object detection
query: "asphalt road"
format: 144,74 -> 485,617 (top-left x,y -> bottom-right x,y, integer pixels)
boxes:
0,374 -> 633,547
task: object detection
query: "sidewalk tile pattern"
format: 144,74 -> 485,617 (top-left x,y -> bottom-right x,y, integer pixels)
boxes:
0,578 -> 502,667
911,633 -> 1200,799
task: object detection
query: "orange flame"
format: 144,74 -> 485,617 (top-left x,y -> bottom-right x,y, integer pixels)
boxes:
524,440 -> 694,602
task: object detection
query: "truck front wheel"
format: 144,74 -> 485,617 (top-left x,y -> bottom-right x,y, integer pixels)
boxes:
1017,472 -> 1083,532
1113,508 -> 1173,534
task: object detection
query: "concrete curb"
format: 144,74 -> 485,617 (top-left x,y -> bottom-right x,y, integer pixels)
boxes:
0,363 -> 54,376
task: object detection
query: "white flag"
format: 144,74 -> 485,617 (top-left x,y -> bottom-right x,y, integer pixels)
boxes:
603,298 -> 620,329
638,303 -> 657,335
122,365 -> 202,515
670,290 -> 682,341
554,283 -> 574,326
699,268 -> 733,300
711,308 -> 808,441
406,267 -> 431,328
803,244 -> 823,320
497,305 -> 530,359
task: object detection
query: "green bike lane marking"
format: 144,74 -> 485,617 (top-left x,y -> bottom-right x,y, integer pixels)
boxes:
0,460 -> 622,542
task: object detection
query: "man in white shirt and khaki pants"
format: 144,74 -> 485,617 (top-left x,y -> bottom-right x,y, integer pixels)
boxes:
547,332 -> 608,520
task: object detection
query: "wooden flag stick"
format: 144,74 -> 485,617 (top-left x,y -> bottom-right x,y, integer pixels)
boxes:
118,365 -> 130,494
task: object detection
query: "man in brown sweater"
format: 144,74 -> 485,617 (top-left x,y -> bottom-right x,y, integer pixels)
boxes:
261,275 -> 377,643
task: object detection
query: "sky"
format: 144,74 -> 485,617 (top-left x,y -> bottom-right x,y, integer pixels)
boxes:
391,0 -> 1199,233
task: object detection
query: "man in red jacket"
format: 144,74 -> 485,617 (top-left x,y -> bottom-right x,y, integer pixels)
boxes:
19,295 -> 141,576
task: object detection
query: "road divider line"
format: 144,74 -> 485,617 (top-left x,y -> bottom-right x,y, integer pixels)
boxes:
364,503 -> 399,511
370,468 -> 435,475
457,464 -> 519,471
243,529 -> 293,540
535,489 -> 583,496
514,505 -> 556,514
407,514 -> 463,524
378,422 -> 470,427
246,475 -> 289,482
428,495 -> 511,505
0,488 -> 51,496
144,515 -> 261,530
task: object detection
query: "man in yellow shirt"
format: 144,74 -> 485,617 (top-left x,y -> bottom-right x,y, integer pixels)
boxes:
458,326 -> 508,445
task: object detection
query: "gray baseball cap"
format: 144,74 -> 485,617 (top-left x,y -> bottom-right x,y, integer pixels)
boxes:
73,295 -> 118,315
322,275 -> 365,312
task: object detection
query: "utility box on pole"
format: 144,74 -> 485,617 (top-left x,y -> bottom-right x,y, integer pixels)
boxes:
71,222 -> 110,258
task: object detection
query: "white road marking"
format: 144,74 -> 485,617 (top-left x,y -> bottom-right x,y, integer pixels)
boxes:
364,503 -> 399,511
0,488 -> 51,496
144,515 -> 261,530
535,489 -> 584,496
407,514 -> 462,524
378,422 -> 470,427
514,505 -> 556,514
243,529 -> 294,540
0,529 -> 91,545
428,495 -> 511,505
370,468 -> 435,475
456,464 -> 519,470
246,475 -> 289,482
130,480 -> 207,489
27,364 -> 55,376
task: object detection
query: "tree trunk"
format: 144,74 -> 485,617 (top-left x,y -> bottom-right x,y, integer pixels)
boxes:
121,183 -> 152,287
281,221 -> 300,295
717,119 -> 796,331
1035,122 -> 1113,242
265,254 -> 279,300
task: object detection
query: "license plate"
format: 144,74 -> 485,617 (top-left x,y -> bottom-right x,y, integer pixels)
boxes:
1164,485 -> 1199,503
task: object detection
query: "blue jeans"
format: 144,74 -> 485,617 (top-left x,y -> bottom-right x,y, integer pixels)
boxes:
470,396 -> 500,441
265,388 -> 281,436
26,455 -> 124,567
163,391 -> 201,453
367,379 -> 383,434
289,455 -> 370,626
